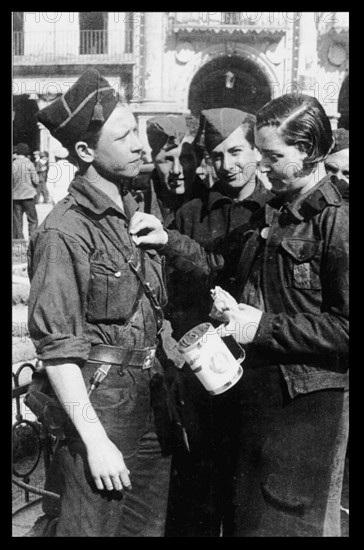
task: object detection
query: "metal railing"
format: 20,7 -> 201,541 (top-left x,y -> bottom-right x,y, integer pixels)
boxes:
13,31 -> 24,56
12,362 -> 59,514
169,11 -> 289,31
13,29 -> 135,64
79,29 -> 107,55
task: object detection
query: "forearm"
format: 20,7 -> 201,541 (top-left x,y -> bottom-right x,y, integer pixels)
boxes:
254,311 -> 349,357
44,361 -> 108,446
160,229 -> 225,277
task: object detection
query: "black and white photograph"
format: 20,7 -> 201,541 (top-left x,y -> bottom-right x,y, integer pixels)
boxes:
12,11 -> 349,537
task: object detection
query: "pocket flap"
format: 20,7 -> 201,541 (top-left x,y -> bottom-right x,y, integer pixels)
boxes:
281,239 -> 321,262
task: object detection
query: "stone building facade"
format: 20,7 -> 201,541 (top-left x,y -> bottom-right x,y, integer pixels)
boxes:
13,11 -> 349,159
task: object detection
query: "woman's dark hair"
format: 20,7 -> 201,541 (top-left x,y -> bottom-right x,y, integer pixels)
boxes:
256,93 -> 334,165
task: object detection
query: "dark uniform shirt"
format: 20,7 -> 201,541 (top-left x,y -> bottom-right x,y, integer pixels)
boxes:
27,175 -> 168,363
160,176 -> 349,396
163,177 -> 272,339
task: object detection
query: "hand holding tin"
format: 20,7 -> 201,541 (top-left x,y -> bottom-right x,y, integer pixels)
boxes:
215,303 -> 263,345
209,286 -> 239,322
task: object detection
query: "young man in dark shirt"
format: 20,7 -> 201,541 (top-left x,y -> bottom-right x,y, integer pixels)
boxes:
27,68 -> 174,537
164,108 -> 272,538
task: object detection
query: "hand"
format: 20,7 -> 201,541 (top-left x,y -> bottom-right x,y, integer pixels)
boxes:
85,436 -> 132,492
215,303 -> 263,344
129,212 -> 168,247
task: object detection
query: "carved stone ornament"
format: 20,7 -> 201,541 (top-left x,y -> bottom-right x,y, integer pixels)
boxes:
265,40 -> 284,65
328,43 -> 347,66
175,42 -> 195,64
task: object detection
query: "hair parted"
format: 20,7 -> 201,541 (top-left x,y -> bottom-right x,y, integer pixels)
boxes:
240,113 -> 256,149
256,93 -> 334,165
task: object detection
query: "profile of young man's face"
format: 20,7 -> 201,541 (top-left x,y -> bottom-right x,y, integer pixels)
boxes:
154,141 -> 198,195
78,103 -> 143,183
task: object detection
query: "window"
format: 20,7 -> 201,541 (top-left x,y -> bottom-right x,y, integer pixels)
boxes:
13,12 -> 24,56
222,12 -> 242,25
125,13 -> 134,54
79,12 -> 108,55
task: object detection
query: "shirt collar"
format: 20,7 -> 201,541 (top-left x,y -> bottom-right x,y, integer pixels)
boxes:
207,177 -> 272,212
265,175 -> 342,223
68,175 -> 140,218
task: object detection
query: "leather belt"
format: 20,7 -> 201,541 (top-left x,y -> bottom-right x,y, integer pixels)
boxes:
88,344 -> 157,370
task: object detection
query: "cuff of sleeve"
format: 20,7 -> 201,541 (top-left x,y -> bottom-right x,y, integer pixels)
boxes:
36,335 -> 91,364
252,312 -> 275,345
158,229 -> 174,255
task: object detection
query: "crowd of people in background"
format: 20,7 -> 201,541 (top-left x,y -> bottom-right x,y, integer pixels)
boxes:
14,67 -> 349,538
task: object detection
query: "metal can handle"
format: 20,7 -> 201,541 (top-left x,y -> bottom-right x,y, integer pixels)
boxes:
214,324 -> 246,364
236,343 -> 246,364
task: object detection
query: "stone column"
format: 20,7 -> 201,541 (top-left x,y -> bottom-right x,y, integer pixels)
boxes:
297,12 -> 318,93
143,12 -> 164,103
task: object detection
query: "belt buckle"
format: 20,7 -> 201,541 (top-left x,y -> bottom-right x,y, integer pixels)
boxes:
142,347 -> 156,370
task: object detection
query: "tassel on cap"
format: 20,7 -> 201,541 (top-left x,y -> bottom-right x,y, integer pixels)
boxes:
92,78 -> 105,122
92,99 -> 105,122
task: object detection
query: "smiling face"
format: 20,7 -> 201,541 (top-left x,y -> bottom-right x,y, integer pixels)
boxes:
154,141 -> 197,195
91,103 -> 142,182
210,126 -> 257,191
325,149 -> 349,184
254,125 -> 314,199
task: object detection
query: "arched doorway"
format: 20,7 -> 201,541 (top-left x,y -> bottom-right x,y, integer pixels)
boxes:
338,75 -> 349,130
188,55 -> 271,117
13,95 -> 39,152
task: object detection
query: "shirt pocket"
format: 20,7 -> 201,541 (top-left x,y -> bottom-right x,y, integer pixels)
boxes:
280,239 -> 323,290
86,256 -> 138,323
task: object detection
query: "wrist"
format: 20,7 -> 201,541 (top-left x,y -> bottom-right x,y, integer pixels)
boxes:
70,403 -> 107,445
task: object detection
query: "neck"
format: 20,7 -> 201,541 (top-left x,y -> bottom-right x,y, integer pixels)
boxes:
221,176 -> 256,202
84,165 -> 125,212
281,162 -> 326,204
298,162 -> 326,197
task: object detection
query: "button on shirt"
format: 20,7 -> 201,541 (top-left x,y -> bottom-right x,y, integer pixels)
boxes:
12,155 -> 39,200
27,175 -> 167,363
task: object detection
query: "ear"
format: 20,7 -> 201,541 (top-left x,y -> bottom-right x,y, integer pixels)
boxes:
74,141 -> 95,164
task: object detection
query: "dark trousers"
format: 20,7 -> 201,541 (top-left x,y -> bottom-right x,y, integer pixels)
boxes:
13,199 -> 38,240
166,365 -> 348,537
35,176 -> 50,203
228,365 -> 349,537
44,361 -> 172,537
165,368 -> 241,538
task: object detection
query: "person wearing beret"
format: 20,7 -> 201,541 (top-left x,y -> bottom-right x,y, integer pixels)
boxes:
163,108 -> 273,537
145,114 -> 206,228
128,94 -> 349,536
27,68 -> 174,537
12,142 -> 39,239
170,108 -> 273,340
325,128 -> 349,200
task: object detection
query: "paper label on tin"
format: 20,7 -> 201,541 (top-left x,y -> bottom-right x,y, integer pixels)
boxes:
181,329 -> 242,393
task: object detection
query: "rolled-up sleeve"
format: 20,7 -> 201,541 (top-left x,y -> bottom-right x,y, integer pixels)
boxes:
27,229 -> 91,362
